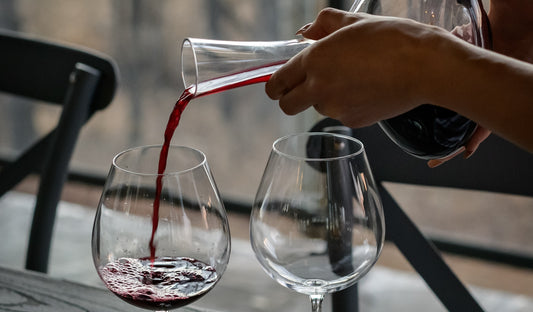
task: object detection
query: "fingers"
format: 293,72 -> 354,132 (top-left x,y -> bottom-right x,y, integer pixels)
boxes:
426,126 -> 492,168
464,126 -> 491,158
277,82 -> 314,115
265,53 -> 307,100
266,54 -> 313,115
267,8 -> 363,111
427,147 -> 465,168
295,23 -> 313,36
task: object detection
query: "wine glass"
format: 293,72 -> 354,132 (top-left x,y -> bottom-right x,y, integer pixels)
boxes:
250,132 -> 385,312
92,145 -> 231,311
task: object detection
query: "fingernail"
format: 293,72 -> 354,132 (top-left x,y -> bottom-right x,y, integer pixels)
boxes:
295,23 -> 312,35
427,159 -> 443,168
463,150 -> 474,159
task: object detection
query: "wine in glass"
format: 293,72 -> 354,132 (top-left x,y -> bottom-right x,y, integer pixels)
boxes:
92,145 -> 231,311
250,132 -> 385,312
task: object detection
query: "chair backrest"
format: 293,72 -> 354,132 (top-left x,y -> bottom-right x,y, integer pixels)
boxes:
358,125 -> 533,197
311,118 -> 533,312
0,28 -> 119,273
357,124 -> 532,311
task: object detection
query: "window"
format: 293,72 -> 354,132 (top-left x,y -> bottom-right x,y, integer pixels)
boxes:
0,0 -> 331,202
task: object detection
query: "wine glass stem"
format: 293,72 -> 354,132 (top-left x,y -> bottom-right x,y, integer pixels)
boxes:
310,294 -> 324,312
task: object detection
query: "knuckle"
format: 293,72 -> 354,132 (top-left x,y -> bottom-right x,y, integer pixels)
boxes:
317,7 -> 339,20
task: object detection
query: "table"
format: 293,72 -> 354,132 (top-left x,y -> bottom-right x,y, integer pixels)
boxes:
0,266 -> 216,312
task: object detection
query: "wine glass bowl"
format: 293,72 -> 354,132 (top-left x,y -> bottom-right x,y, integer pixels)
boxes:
250,133 -> 385,311
92,145 -> 230,311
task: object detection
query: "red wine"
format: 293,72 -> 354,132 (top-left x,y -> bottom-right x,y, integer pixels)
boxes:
150,73 -> 270,260
200,73 -> 272,97
150,88 -> 194,260
99,256 -> 217,310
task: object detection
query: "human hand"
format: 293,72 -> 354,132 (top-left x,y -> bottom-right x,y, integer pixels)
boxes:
427,126 -> 491,167
266,8 -> 453,128
266,8 -> 493,164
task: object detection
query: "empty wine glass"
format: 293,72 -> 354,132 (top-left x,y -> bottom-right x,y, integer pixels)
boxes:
92,145 -> 231,311
250,133 -> 385,312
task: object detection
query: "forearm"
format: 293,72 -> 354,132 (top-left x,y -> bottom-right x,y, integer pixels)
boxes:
430,42 -> 533,153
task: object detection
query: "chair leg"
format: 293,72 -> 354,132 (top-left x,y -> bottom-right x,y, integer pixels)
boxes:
332,284 -> 359,312
379,185 -> 485,312
25,64 -> 101,273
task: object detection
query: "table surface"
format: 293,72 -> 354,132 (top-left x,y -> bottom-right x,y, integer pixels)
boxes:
0,265 -> 216,312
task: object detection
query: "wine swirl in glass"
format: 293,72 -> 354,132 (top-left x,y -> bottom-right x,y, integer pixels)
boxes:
92,145 -> 231,311
250,132 -> 385,312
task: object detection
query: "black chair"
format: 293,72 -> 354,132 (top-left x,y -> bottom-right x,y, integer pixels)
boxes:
311,119 -> 533,312
0,29 -> 118,273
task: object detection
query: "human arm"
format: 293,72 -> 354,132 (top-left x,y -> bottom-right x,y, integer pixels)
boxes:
265,8 -> 533,154
433,40 -> 533,154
